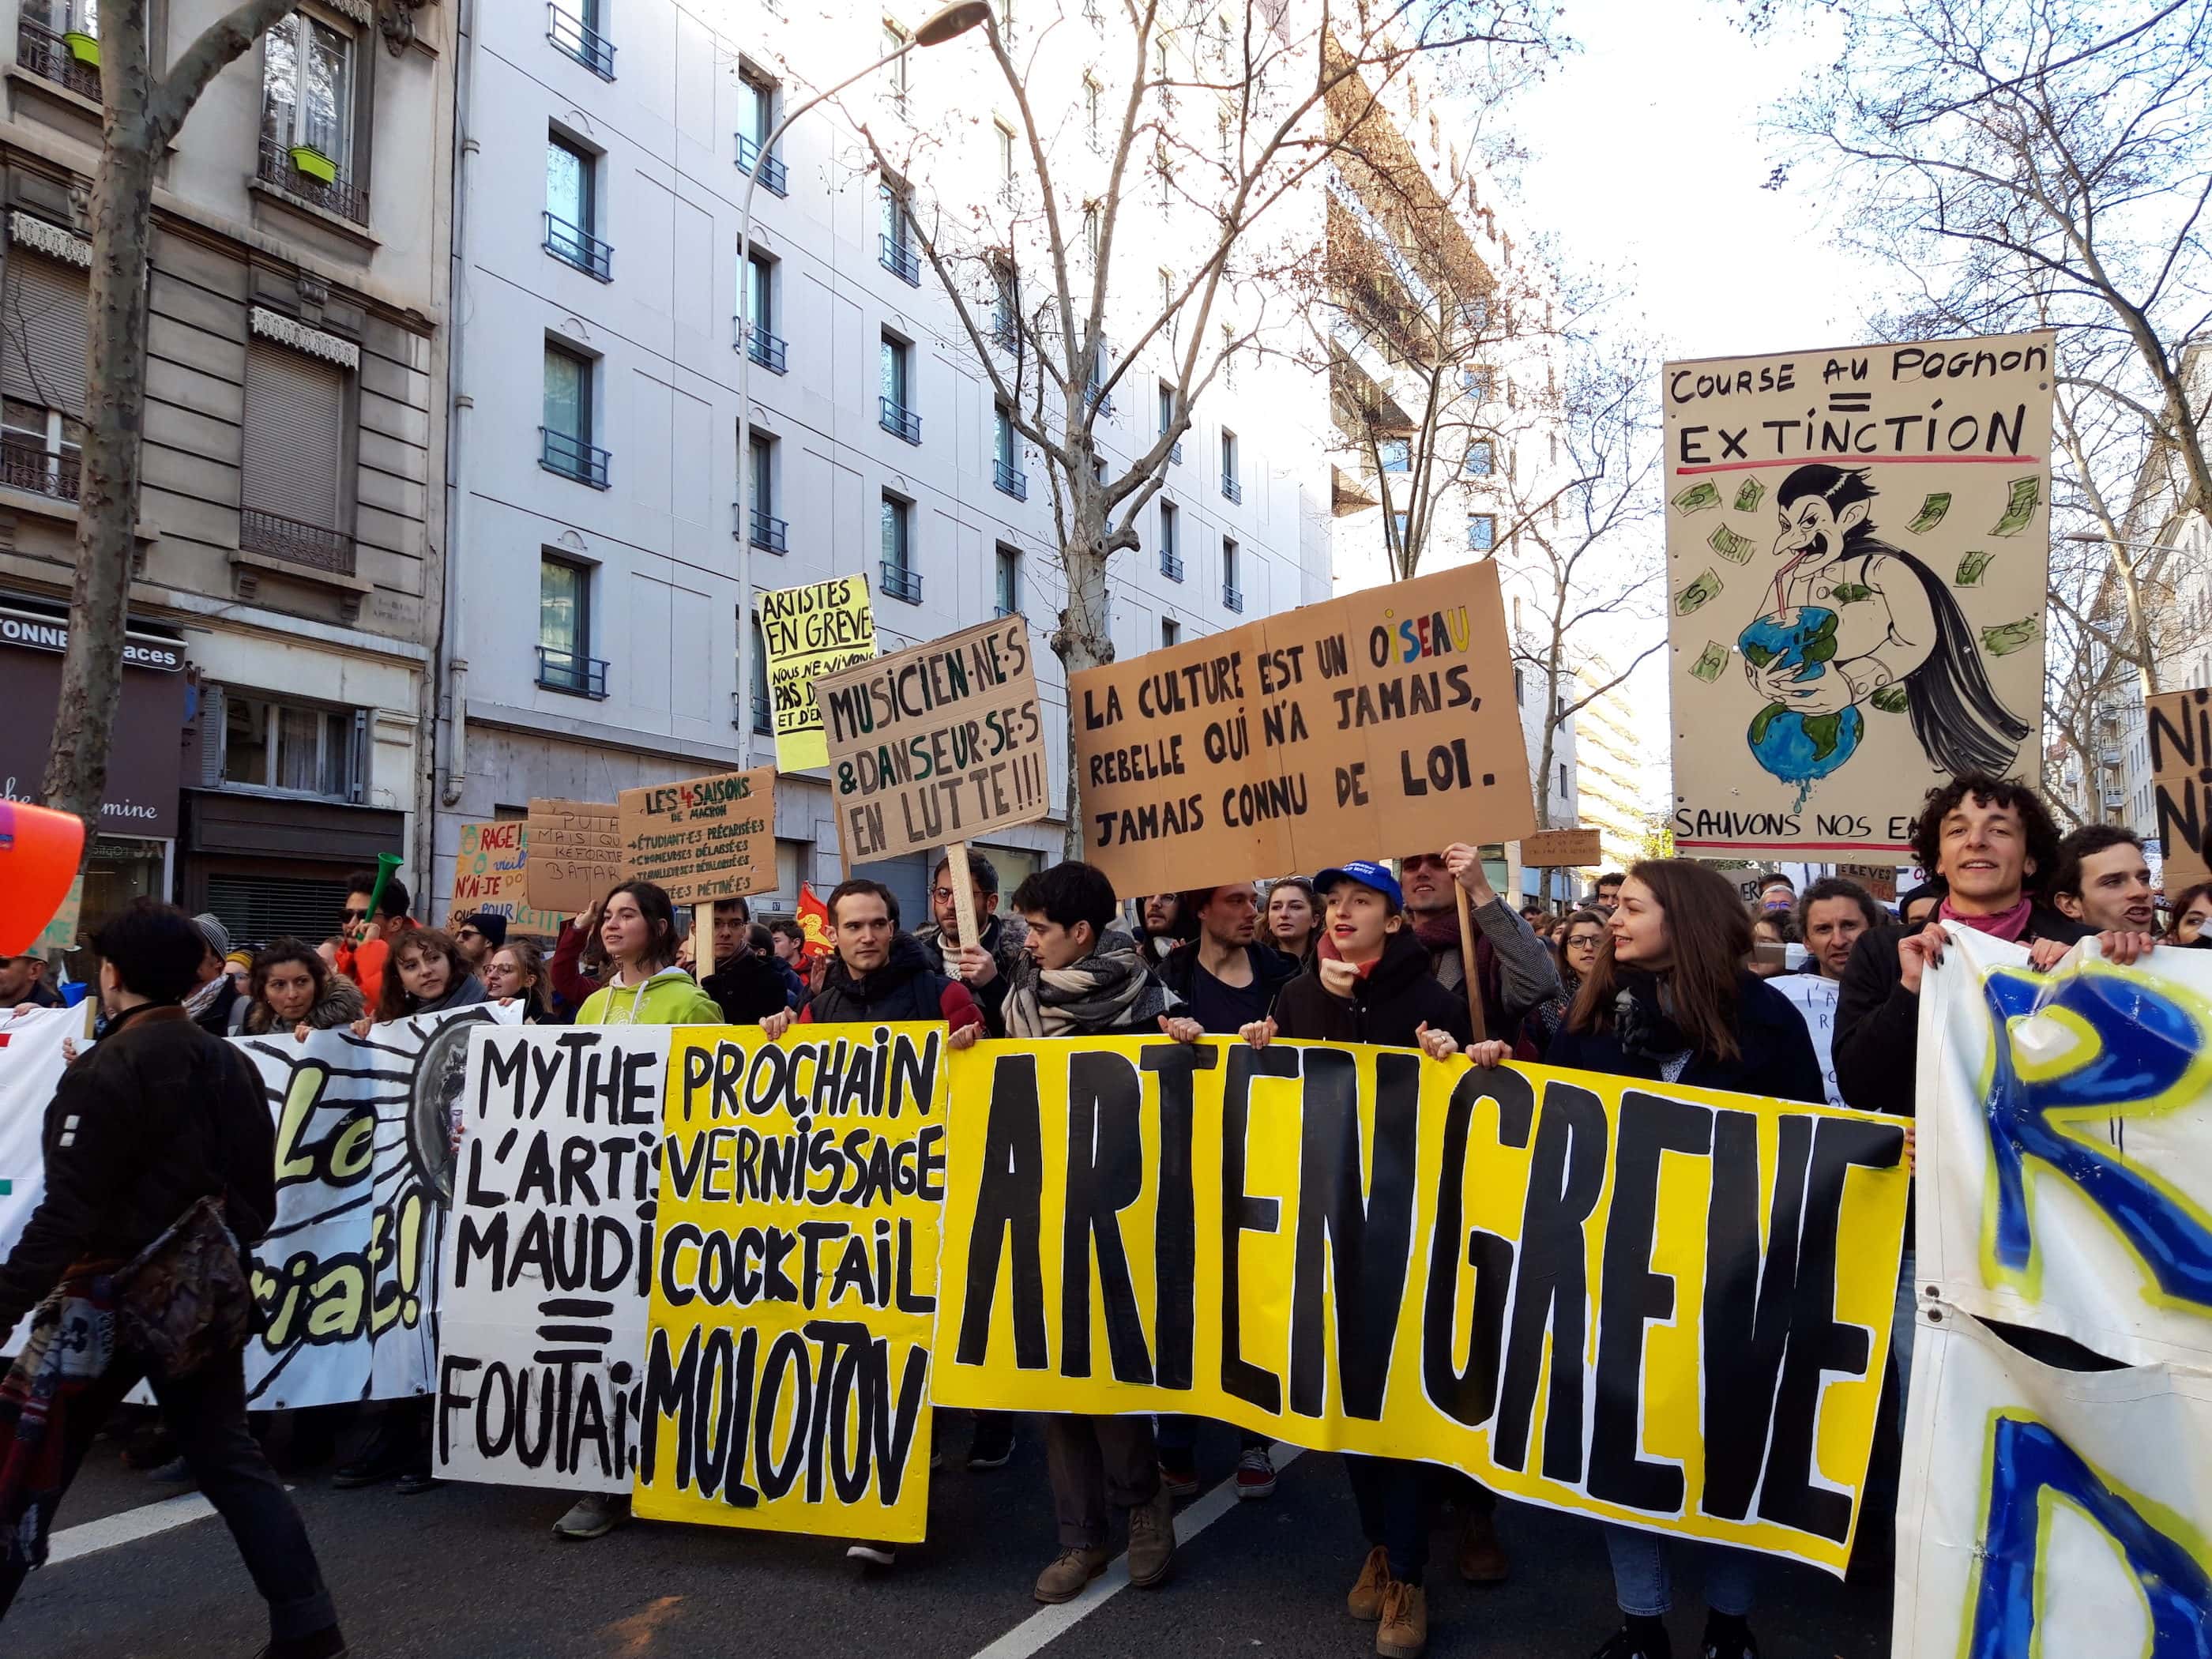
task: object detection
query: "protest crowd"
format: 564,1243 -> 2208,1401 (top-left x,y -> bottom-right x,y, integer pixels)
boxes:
0,749 -> 2183,1659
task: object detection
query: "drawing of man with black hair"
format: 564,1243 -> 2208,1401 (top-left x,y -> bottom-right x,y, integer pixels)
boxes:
1738,463 -> 2028,795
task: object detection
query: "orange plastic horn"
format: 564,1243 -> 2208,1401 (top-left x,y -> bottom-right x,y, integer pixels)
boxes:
0,800 -> 85,956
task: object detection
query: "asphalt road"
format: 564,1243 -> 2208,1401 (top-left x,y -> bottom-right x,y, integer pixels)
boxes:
8,1415 -> 1893,1659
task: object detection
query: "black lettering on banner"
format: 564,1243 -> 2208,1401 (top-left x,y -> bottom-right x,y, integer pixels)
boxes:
1060,1049 -> 1154,1383
955,1054 -> 1048,1368
1757,1115 -> 1902,1544
1289,1048 -> 1419,1420
1221,1044 -> 1292,1412
1587,1092 -> 1714,1514
641,1324 -> 699,1489
1700,1112 -> 1813,1522
1493,1080 -> 1608,1480
1141,1040 -> 1216,1392
1422,1066 -> 1533,1427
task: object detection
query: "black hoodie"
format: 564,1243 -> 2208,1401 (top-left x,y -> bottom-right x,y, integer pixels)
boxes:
799,932 -> 984,1030
1269,926 -> 1473,1049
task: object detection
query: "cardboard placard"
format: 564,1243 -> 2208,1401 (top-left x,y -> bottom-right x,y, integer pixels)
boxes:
2146,688 -> 2212,890
1068,562 -> 1533,896
1834,861 -> 1899,902
1664,331 -> 2052,856
450,822 -> 568,937
523,799 -> 623,916
813,615 -> 1049,865
616,767 -> 777,905
1519,827 -> 1602,867
759,576 -> 878,772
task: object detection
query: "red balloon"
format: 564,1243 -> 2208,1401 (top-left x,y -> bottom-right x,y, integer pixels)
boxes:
0,800 -> 85,956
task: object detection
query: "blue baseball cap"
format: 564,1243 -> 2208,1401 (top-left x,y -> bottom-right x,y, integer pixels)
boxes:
1313,860 -> 1403,908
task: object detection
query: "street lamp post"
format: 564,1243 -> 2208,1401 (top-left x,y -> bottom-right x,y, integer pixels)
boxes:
735,0 -> 991,747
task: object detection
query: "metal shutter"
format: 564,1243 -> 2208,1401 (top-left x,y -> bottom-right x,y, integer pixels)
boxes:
205,871 -> 353,949
241,340 -> 344,529
0,250 -> 91,416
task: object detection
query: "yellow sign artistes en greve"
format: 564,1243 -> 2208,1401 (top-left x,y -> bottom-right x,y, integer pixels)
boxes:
930,1036 -> 1911,1575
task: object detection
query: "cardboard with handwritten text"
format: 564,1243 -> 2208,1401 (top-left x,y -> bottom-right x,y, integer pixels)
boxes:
616,769 -> 777,905
524,799 -> 624,916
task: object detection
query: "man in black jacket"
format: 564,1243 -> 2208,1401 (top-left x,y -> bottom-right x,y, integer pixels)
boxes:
698,896 -> 789,1024
0,901 -> 342,1657
914,851 -> 1029,1036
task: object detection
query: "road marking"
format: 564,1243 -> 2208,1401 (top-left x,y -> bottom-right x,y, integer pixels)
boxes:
47,1492 -> 219,1564
968,1444 -> 1303,1659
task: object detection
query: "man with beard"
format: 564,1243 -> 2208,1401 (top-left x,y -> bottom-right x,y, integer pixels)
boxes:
1136,892 -> 1191,961
1750,464 -> 2028,778
2049,825 -> 2158,936
913,851 -> 1029,1038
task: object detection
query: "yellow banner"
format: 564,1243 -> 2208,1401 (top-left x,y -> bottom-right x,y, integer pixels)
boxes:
760,576 -> 878,773
931,1036 -> 1911,1575
633,1025 -> 946,1541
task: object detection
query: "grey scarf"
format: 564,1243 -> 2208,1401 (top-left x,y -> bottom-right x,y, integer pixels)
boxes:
1004,929 -> 1175,1039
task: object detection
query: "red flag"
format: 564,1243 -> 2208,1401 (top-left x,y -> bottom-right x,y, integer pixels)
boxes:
796,882 -> 834,962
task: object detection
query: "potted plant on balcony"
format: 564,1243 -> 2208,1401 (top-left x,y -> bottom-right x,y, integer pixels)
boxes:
62,29 -> 100,66
288,144 -> 338,184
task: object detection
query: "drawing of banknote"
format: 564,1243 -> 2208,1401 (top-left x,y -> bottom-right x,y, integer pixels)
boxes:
1981,617 -> 2040,656
1990,476 -> 2040,536
1672,480 -> 1721,513
1905,492 -> 1951,533
1732,478 -> 1765,514
1707,523 -> 1756,563
1956,549 -> 1993,585
1690,641 -> 1729,682
1676,569 -> 1724,615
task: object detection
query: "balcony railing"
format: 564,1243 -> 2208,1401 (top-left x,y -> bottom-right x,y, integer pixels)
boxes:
17,18 -> 100,102
878,397 -> 920,445
879,235 -> 921,286
1085,383 -> 1115,418
737,318 -> 787,374
880,560 -> 923,604
1221,472 -> 1242,504
256,138 -> 370,227
736,134 -> 788,197
547,3 -> 615,78
750,691 -> 773,734
540,427 -> 611,488
544,211 -> 612,280
993,456 -> 1027,501
1159,550 -> 1184,581
991,317 -> 1021,352
536,645 -> 609,698
1222,584 -> 1243,613
748,506 -> 788,552
1167,438 -> 1183,465
239,506 -> 357,577
0,435 -> 81,502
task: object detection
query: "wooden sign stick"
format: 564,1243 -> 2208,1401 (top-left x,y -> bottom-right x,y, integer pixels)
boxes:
694,903 -> 713,977
946,841 -> 980,954
1454,882 -> 1489,1044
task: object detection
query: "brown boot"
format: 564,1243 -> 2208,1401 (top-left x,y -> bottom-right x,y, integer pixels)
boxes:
1347,1544 -> 1392,1620
1125,1486 -> 1176,1587
1456,1510 -> 1508,1583
1033,1545 -> 1110,1604
1375,1580 -> 1428,1658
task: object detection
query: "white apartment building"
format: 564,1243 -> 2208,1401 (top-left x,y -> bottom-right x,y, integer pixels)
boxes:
434,0 -> 1331,923
1574,662 -> 1657,878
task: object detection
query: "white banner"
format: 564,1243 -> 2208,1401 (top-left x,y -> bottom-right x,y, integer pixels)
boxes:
435,1024 -> 670,1492
1,1003 -> 92,1350
1770,972 -> 1843,1109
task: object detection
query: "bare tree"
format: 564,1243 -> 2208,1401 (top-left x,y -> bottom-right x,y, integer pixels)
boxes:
837,0 -> 1554,853
39,0 -> 318,854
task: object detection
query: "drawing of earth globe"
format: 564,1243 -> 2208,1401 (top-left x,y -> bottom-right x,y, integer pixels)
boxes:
1740,606 -> 1863,786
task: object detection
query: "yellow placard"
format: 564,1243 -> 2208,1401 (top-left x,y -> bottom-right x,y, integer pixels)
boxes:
760,577 -> 877,773
632,1024 -> 945,1540
931,1036 -> 1910,1576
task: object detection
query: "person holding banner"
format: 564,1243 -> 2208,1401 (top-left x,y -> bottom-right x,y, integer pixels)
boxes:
2048,825 -> 2157,937
237,939 -> 365,1037
1521,908 -> 1604,1058
913,852 -> 1029,1036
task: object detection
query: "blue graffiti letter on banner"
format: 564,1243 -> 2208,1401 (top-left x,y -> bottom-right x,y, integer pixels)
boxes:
1980,965 -> 2212,1309
1967,1413 -> 2212,1659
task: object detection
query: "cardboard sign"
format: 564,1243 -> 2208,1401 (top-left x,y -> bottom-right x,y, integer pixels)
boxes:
2146,688 -> 2211,890
1834,862 -> 1899,902
813,615 -> 1048,865
1069,562 -> 1533,896
34,871 -> 81,954
759,577 -> 878,772
1663,332 -> 2053,856
616,768 -> 777,905
1519,827 -> 1602,866
524,799 -> 625,916
449,822 -> 566,937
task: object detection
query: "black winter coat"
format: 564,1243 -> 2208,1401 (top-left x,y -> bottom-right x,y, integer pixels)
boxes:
1544,970 -> 1827,1104
0,1004 -> 278,1333
800,933 -> 982,1029
1269,927 -> 1473,1050
702,949 -> 792,1025
1157,940 -> 1301,1029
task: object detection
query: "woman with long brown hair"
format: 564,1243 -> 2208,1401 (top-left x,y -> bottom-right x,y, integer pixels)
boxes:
483,939 -> 559,1023
239,936 -> 364,1036
353,927 -> 487,1031
1518,908 -> 1604,1058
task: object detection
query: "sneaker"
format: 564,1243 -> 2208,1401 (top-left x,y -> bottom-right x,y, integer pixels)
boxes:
1125,1486 -> 1176,1588
395,1468 -> 443,1495
846,1540 -> 897,1567
1701,1616 -> 1761,1659
1455,1510 -> 1508,1582
1592,1623 -> 1673,1659
552,1492 -> 629,1540
1233,1445 -> 1276,1499
255,1627 -> 348,1659
147,1454 -> 194,1484
1347,1544 -> 1392,1620
330,1429 -> 413,1490
1375,1581 -> 1428,1659
1034,1544 -> 1111,1604
1157,1459 -> 1200,1499
968,1414 -> 1016,1471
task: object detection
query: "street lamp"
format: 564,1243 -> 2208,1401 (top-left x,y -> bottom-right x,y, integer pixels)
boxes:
735,0 -> 992,729
2062,531 -> 2168,551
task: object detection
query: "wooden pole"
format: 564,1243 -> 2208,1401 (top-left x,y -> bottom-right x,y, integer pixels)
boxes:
694,903 -> 713,977
1454,882 -> 1489,1044
945,841 -> 980,953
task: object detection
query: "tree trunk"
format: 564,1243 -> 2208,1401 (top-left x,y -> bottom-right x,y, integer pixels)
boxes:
1054,495 -> 1115,861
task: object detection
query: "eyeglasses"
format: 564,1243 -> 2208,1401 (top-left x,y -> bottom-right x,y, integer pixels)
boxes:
1400,855 -> 1448,872
457,928 -> 483,941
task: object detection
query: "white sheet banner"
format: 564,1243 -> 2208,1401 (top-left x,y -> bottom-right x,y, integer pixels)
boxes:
1770,972 -> 1842,1109
435,1024 -> 670,1492
1,1003 -> 92,1350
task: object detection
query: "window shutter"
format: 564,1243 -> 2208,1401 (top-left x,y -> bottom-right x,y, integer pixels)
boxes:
242,339 -> 345,528
0,250 -> 91,416
196,683 -> 229,788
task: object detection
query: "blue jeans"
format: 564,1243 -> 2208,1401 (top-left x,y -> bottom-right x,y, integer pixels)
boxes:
1893,1247 -> 1918,1401
1345,1455 -> 1428,1585
1603,1525 -> 1758,1618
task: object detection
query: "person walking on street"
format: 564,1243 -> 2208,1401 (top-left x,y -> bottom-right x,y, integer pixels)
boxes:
2048,826 -> 2157,937
238,939 -> 365,1037
913,852 -> 1030,1036
1590,872 -> 1626,915
1135,892 -> 1192,961
1795,880 -> 1880,984
0,901 -> 345,1658
1522,908 -> 1604,1057
2168,881 -> 2212,943
364,929 -> 488,1028
333,872 -> 414,1001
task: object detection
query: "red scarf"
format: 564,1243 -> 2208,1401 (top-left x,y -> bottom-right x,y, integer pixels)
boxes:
1939,895 -> 2034,942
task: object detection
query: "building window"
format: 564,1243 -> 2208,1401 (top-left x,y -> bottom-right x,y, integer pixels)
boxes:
991,260 -> 1018,349
1220,427 -> 1240,502
750,611 -> 773,733
0,240 -> 88,502
737,71 -> 786,194
1158,500 -> 1182,580
993,404 -> 1025,498
261,11 -> 352,166
1084,77 -> 1104,149
882,20 -> 911,111
995,122 -> 1018,205
538,554 -> 604,697
1082,202 -> 1100,268
1222,537 -> 1241,611
1464,439 -> 1494,477
747,432 -> 785,552
879,333 -> 920,443
240,337 -> 354,575
217,690 -> 364,799
878,181 -> 920,284
17,4 -> 100,100
1157,380 -> 1182,463
544,133 -> 611,279
1377,434 -> 1410,473
547,0 -> 615,79
1514,665 -> 1524,705
541,342 -> 608,486
1162,617 -> 1179,648
995,544 -> 1021,615
1558,763 -> 1569,798
743,253 -> 784,373
881,492 -> 921,602
1467,513 -> 1495,552
1465,365 -> 1494,401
